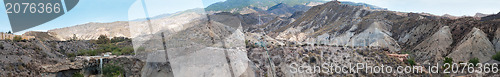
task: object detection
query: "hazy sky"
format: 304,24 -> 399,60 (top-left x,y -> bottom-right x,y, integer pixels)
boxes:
339,0 -> 500,16
1,0 -> 499,34
0,0 -> 224,34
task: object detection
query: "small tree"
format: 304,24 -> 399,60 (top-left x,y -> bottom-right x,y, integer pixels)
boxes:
7,31 -> 12,34
493,52 -> 500,61
469,58 -> 480,67
407,58 -> 416,66
443,57 -> 453,68
70,34 -> 78,41
96,35 -> 110,44
13,36 -> 22,42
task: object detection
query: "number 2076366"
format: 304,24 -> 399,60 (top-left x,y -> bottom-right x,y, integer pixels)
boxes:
443,63 -> 499,74
6,2 -> 61,14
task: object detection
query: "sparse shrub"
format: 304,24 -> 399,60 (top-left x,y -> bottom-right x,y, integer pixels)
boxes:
443,57 -> 453,68
67,53 -> 76,58
469,58 -> 480,67
99,43 -> 119,53
492,52 -> 500,61
13,36 -> 22,42
110,37 -> 130,43
72,72 -> 84,77
121,46 -> 134,55
407,58 -> 416,66
444,57 -> 453,64
112,49 -> 122,55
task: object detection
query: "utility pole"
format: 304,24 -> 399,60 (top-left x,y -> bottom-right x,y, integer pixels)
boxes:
140,0 -> 173,77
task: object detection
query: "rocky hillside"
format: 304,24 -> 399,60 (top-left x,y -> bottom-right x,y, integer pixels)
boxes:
5,1 -> 500,76
0,40 -> 95,76
482,12 -> 500,21
47,21 -> 131,41
0,38 -> 145,76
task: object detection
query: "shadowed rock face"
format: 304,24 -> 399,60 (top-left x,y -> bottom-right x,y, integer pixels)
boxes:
481,12 -> 500,21
448,28 -> 495,62
412,26 -> 453,64
266,3 -> 311,16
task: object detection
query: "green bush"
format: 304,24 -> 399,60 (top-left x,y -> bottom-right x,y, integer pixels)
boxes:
112,49 -> 122,55
99,43 -> 119,53
13,36 -> 22,42
443,57 -> 453,68
80,36 -> 135,56
102,64 -> 124,77
407,58 -> 416,66
469,58 -> 480,67
444,57 -> 453,64
121,46 -> 134,55
79,44 -> 134,56
72,72 -> 84,77
110,37 -> 130,43
96,35 -> 110,44
66,53 -> 76,57
492,52 -> 500,61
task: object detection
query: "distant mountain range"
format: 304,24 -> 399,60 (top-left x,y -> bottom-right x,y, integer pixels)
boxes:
205,0 -> 326,11
205,0 -> 387,12
338,1 -> 387,10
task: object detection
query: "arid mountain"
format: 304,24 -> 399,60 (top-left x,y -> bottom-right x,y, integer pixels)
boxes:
47,21 -> 130,41
10,1 -> 500,76
254,1 -> 500,64
33,10 -> 206,41
475,13 -> 490,18
31,0 -> 500,66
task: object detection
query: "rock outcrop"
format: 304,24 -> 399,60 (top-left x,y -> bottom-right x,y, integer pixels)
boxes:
412,26 -> 453,63
447,28 -> 495,62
